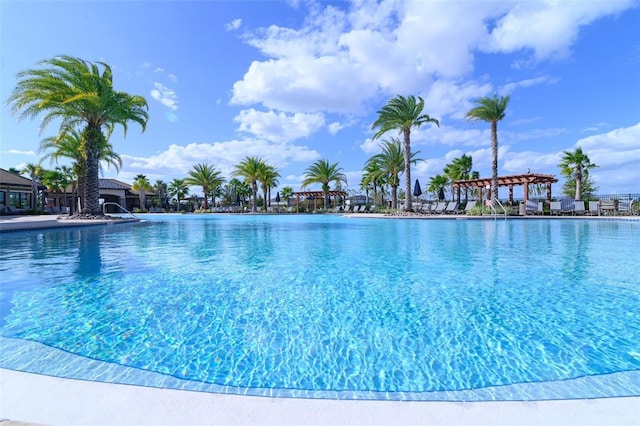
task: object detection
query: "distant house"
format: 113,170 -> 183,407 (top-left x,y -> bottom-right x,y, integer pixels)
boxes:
99,179 -> 154,212
346,195 -> 367,206
0,168 -> 46,211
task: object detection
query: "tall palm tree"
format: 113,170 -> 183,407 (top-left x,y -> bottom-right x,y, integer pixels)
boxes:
131,174 -> 152,211
21,162 -> 43,211
168,178 -> 189,212
301,159 -> 347,209
369,138 -> 422,209
558,147 -> 598,201
8,56 -> 149,215
371,95 -> 439,211
232,156 -> 266,212
465,94 -> 510,206
40,127 -> 122,211
362,157 -> 385,207
258,163 -> 280,208
184,163 -> 224,210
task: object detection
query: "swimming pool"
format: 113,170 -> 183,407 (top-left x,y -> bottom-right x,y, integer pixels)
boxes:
1,215 -> 639,401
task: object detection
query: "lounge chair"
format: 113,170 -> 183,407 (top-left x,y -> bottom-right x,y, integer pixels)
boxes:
618,200 -> 633,215
560,199 -> 574,215
550,201 -> 562,216
588,201 -> 600,216
600,200 -> 615,216
525,200 -> 543,215
433,202 -> 447,214
368,205 -> 376,213
573,201 -> 586,215
444,201 -> 459,214
463,201 -> 477,214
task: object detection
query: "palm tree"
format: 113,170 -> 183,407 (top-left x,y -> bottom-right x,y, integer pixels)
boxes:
301,159 -> 347,209
371,95 -> 439,211
40,127 -> 122,211
8,56 -> 149,215
369,138 -> 422,209
168,178 -> 189,212
21,163 -> 43,211
444,154 -> 474,202
465,94 -> 510,206
281,186 -> 294,206
258,163 -> 280,208
153,180 -> 168,209
559,147 -> 598,201
362,157 -> 385,207
184,163 -> 224,210
428,174 -> 450,200
232,156 -> 266,212
131,174 -> 152,211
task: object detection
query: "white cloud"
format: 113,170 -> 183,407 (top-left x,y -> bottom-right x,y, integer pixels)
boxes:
499,76 -> 559,95
231,0 -> 633,119
167,73 -> 178,83
226,18 -> 242,31
118,139 -> 321,182
150,82 -> 178,111
3,149 -> 36,156
234,109 -> 325,142
482,1 -> 634,62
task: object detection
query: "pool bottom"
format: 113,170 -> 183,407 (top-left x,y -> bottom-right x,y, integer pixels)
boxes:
2,336 -> 639,401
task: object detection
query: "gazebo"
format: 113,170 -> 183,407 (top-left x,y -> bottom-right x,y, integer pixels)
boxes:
452,173 -> 559,205
293,190 -> 348,212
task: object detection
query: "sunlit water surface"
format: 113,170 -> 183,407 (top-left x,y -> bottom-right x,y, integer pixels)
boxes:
1,215 -> 639,400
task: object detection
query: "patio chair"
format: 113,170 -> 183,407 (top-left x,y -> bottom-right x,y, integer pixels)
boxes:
560,199 -> 574,215
368,205 -> 377,213
618,200 -> 633,215
433,202 -> 447,214
600,200 -> 615,216
588,201 -> 600,216
573,201 -> 586,215
525,200 -> 543,215
444,201 -> 459,214
463,201 -> 477,214
549,201 -> 562,216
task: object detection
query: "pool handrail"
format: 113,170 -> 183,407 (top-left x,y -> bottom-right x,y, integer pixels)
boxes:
102,202 -> 138,219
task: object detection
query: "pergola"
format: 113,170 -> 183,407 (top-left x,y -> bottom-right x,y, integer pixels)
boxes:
293,190 -> 348,212
452,173 -> 559,205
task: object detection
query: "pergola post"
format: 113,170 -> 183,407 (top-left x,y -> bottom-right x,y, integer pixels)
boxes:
509,185 -> 514,204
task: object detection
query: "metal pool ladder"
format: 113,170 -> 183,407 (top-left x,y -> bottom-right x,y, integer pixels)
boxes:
102,202 -> 138,219
486,199 -> 508,220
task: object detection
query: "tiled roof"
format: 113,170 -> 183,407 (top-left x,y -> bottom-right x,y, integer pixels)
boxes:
0,168 -> 46,189
99,179 -> 131,190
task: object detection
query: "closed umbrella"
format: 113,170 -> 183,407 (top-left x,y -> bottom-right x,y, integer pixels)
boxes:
413,179 -> 422,210
275,192 -> 281,203
439,186 -> 445,201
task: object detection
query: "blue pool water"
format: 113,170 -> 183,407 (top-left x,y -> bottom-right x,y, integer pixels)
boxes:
1,215 -> 639,400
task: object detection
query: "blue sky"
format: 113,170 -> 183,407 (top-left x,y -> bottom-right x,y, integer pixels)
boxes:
1,0 -> 639,198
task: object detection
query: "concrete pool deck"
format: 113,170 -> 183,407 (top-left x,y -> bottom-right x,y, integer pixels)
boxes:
2,369 -> 639,426
1,215 -> 639,425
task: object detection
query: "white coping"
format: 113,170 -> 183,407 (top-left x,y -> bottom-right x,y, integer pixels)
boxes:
2,369 -> 639,426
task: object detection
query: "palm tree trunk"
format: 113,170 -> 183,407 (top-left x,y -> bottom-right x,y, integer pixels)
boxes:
83,125 -> 103,215
251,181 -> 258,212
491,121 -> 499,206
575,166 -> 582,201
392,185 -> 398,209
403,129 -> 412,211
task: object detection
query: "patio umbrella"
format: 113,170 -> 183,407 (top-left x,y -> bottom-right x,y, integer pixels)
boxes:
413,179 -> 422,210
275,192 -> 281,203
439,186 -> 445,201
236,193 -> 241,205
